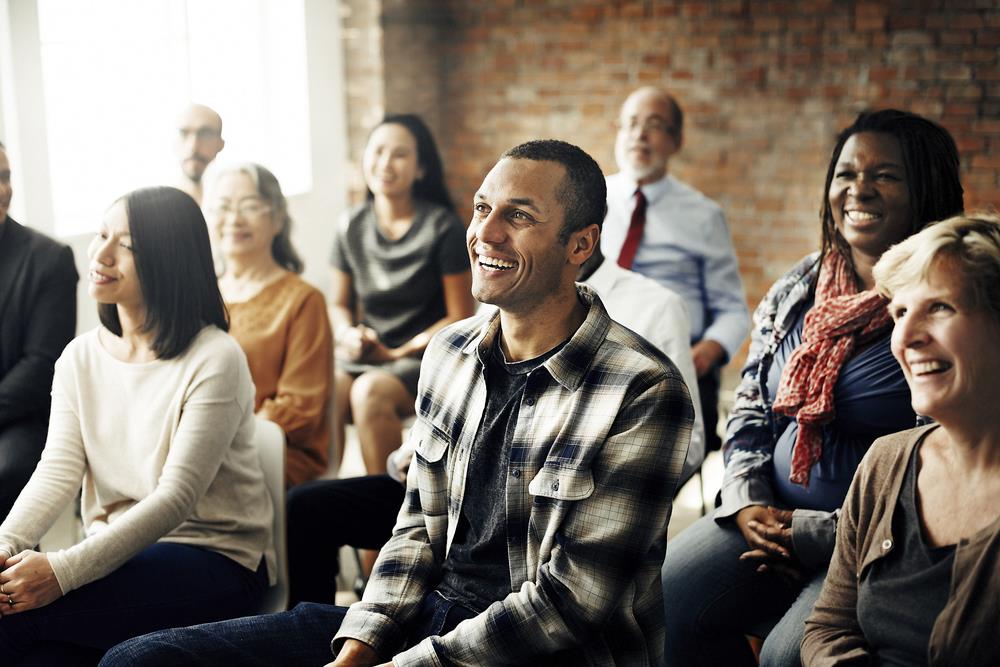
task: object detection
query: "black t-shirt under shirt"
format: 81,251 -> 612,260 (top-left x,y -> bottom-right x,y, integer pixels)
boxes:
435,334 -> 564,613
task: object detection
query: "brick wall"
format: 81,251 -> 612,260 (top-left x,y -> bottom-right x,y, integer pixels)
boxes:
340,0 -> 386,201
345,0 -> 1000,381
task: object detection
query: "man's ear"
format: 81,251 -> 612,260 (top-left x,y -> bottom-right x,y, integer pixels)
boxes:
567,224 -> 600,267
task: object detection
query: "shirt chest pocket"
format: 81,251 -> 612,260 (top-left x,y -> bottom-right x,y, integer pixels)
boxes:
528,466 -> 595,502
412,422 -> 452,524
527,465 -> 596,555
413,422 -> 450,464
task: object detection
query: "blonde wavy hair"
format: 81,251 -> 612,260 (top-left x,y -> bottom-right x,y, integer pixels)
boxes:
873,213 -> 1000,320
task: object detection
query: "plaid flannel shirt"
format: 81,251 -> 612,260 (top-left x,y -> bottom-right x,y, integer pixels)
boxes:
333,285 -> 693,666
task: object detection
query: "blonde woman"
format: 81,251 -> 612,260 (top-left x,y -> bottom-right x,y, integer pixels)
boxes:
803,214 -> 1000,665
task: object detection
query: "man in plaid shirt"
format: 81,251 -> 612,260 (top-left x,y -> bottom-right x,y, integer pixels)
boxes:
102,140 -> 694,667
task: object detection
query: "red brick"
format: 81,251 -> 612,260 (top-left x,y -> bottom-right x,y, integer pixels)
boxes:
971,154 -> 1000,169
891,30 -> 933,47
963,48 -> 997,63
855,1 -> 887,31
869,66 -> 901,82
940,30 -> 975,46
788,17 -> 820,31
753,16 -> 782,32
974,120 -> 1000,133
939,63 -> 973,80
651,5 -> 679,18
955,136 -> 987,152
951,14 -> 985,29
979,29 -> 1000,46
944,102 -> 979,116
681,3 -> 712,18
894,14 -> 927,30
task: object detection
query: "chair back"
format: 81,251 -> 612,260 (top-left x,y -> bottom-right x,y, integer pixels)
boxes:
254,417 -> 289,613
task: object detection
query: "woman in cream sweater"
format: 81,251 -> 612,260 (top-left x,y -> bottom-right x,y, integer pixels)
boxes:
0,186 -> 274,665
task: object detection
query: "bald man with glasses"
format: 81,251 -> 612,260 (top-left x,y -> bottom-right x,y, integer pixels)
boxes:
602,86 -> 749,461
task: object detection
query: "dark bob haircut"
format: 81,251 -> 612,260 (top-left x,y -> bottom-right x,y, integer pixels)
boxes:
820,109 -> 964,270
98,186 -> 228,359
366,113 -> 454,212
502,139 -> 607,244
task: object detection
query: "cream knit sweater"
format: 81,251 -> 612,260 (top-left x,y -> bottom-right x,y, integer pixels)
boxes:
0,326 -> 275,593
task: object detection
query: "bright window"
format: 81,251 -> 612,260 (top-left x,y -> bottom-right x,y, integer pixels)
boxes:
37,0 -> 311,236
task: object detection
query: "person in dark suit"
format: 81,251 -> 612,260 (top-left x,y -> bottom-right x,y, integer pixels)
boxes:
0,141 -> 78,521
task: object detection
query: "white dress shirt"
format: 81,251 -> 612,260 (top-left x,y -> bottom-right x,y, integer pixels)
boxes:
585,257 -> 705,479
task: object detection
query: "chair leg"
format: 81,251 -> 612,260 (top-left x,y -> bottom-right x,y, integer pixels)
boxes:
351,547 -> 368,599
698,469 -> 707,517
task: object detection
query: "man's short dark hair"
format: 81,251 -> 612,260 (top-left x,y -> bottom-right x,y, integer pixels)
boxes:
501,139 -> 607,244
98,186 -> 228,359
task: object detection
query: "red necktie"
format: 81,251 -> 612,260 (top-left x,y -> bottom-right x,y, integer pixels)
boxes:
617,189 -> 647,269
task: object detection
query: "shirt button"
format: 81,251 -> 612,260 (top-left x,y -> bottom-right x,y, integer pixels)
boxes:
511,469 -> 521,479
881,539 -> 892,551
551,480 -> 559,491
525,397 -> 535,406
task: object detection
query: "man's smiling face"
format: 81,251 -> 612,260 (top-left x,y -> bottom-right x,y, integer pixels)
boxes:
467,157 -> 574,315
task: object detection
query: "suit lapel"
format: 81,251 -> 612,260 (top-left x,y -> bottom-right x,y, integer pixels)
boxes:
0,218 -> 33,323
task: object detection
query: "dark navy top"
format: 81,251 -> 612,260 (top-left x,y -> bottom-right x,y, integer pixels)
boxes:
768,297 -> 915,511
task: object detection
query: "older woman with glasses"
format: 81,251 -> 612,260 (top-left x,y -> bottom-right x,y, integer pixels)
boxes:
206,163 -> 333,487
802,214 -> 1000,665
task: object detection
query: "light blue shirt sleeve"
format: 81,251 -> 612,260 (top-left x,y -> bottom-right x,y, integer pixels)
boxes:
694,205 -> 751,360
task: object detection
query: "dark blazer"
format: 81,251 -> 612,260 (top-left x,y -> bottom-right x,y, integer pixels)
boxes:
0,217 -> 78,429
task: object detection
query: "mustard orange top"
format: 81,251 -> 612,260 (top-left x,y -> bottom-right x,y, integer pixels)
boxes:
226,273 -> 333,486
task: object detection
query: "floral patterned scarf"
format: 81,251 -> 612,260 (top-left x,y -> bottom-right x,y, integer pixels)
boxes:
772,250 -> 892,485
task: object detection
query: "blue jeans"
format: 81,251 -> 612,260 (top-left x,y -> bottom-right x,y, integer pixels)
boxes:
0,542 -> 266,666
101,591 -> 477,666
661,511 -> 827,667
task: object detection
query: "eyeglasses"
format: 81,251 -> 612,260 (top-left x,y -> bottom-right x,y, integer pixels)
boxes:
178,127 -> 221,142
615,116 -> 676,136
207,200 -> 271,218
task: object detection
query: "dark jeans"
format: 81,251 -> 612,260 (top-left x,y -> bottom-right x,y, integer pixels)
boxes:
100,591 -> 477,666
661,511 -> 826,667
0,420 -> 46,522
286,474 -> 405,606
0,542 -> 266,667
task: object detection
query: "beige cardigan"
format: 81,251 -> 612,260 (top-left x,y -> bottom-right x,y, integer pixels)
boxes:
0,326 -> 275,593
802,424 -> 1000,666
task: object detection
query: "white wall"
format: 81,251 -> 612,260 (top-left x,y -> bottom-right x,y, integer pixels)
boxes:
0,0 -> 348,334
292,0 -> 348,300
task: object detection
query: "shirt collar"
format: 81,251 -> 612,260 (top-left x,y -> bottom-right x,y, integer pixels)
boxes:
612,172 -> 674,206
462,284 -> 611,392
583,256 -> 618,295
637,173 -> 673,206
